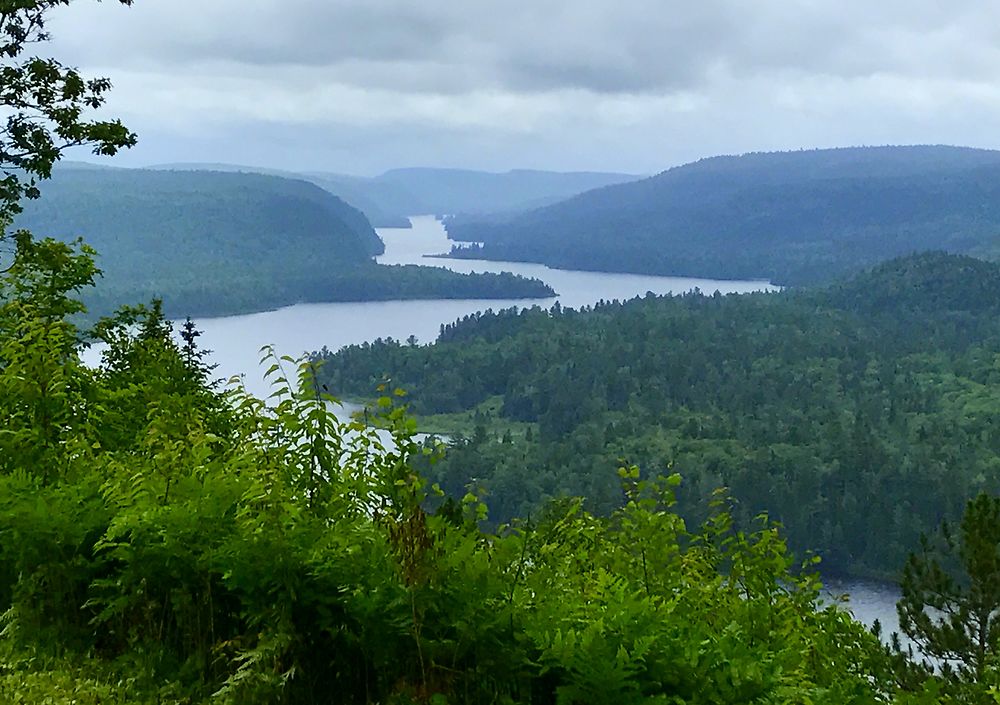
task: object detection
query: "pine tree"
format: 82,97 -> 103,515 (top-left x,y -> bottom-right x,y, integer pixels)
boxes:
898,492 -> 1000,690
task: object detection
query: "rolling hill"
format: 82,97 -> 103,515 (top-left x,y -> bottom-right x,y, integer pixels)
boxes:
445,145 -> 1000,285
15,167 -> 554,317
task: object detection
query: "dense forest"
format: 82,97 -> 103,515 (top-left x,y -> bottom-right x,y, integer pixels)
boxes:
445,145 -> 1000,286
0,230 -> 986,704
16,167 -> 554,318
9,2 -> 1000,699
314,251 -> 1000,578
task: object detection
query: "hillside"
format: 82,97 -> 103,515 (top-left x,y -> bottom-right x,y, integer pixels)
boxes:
16,168 -> 554,317
821,250 -> 1000,317
148,163 -> 412,228
445,145 -> 1000,285
313,251 -> 1000,577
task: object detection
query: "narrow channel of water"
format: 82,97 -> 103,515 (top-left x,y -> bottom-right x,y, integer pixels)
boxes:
149,216 -> 775,399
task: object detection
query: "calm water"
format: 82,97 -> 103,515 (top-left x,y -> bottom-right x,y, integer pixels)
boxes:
82,215 -> 902,640
824,578 -> 903,637
136,215 -> 775,399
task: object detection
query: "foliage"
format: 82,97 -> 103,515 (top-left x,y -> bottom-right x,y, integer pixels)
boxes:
0,0 -> 136,228
895,493 -> 1000,701
0,229 -> 917,704
314,252 -> 1000,578
445,145 -> 1000,286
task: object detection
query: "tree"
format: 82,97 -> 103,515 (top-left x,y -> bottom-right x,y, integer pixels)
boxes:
897,492 -> 1000,692
0,0 -> 138,478
0,0 -> 136,233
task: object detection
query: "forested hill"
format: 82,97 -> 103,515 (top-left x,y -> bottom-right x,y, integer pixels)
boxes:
445,145 -> 1000,286
313,251 -> 1000,577
15,168 -> 555,317
821,250 -> 1000,317
149,163 -> 414,228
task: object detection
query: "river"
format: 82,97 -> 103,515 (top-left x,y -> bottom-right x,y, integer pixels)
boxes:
84,215 -> 904,643
168,215 -> 776,399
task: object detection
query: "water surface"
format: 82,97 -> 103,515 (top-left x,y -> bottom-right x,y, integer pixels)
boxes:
163,215 -> 775,398
82,217 -> 907,639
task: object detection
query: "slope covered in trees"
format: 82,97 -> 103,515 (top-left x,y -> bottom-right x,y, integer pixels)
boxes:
314,252 -> 1000,578
15,167 -> 554,317
149,163 -> 415,228
445,145 -> 1000,286
0,231 -> 914,705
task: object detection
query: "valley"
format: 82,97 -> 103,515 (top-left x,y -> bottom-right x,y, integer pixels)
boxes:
5,0 -> 1000,700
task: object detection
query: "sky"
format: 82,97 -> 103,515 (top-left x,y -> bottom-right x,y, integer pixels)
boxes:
46,0 -> 1000,176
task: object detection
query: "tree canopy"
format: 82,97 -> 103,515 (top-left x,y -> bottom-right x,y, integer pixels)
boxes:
445,146 -> 1000,286
314,252 -> 1000,578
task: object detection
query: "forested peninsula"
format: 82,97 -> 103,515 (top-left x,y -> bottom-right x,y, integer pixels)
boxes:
446,145 -> 1000,286
314,251 -> 1000,579
16,167 -> 554,318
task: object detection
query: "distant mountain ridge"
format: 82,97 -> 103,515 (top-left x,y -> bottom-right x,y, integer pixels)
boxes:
374,167 -> 641,215
445,145 -> 1000,286
148,163 -> 640,228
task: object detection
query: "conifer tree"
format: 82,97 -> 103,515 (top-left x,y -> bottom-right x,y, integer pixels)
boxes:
898,492 -> 1000,691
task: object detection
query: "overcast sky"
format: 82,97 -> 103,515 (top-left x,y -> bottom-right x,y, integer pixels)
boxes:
45,0 -> 1000,176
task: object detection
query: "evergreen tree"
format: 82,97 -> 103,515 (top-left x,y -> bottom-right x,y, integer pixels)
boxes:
897,492 -> 1000,696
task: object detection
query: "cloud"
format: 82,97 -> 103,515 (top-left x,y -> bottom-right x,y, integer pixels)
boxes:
40,0 -> 1000,173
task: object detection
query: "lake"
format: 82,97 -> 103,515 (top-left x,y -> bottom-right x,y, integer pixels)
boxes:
161,215 -> 776,399
83,215 -> 904,643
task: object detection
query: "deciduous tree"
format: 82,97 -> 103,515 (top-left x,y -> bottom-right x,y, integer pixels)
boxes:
0,0 -> 136,234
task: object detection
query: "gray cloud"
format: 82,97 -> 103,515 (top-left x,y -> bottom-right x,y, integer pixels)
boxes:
41,1 -> 1000,174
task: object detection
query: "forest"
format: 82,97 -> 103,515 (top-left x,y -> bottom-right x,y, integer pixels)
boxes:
7,1 -> 1000,701
145,164 -> 638,230
15,167 -> 554,318
314,252 -> 1000,578
0,230 -> 989,705
445,145 -> 1000,286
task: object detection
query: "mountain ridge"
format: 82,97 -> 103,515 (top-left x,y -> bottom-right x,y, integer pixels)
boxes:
445,145 -> 1000,286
